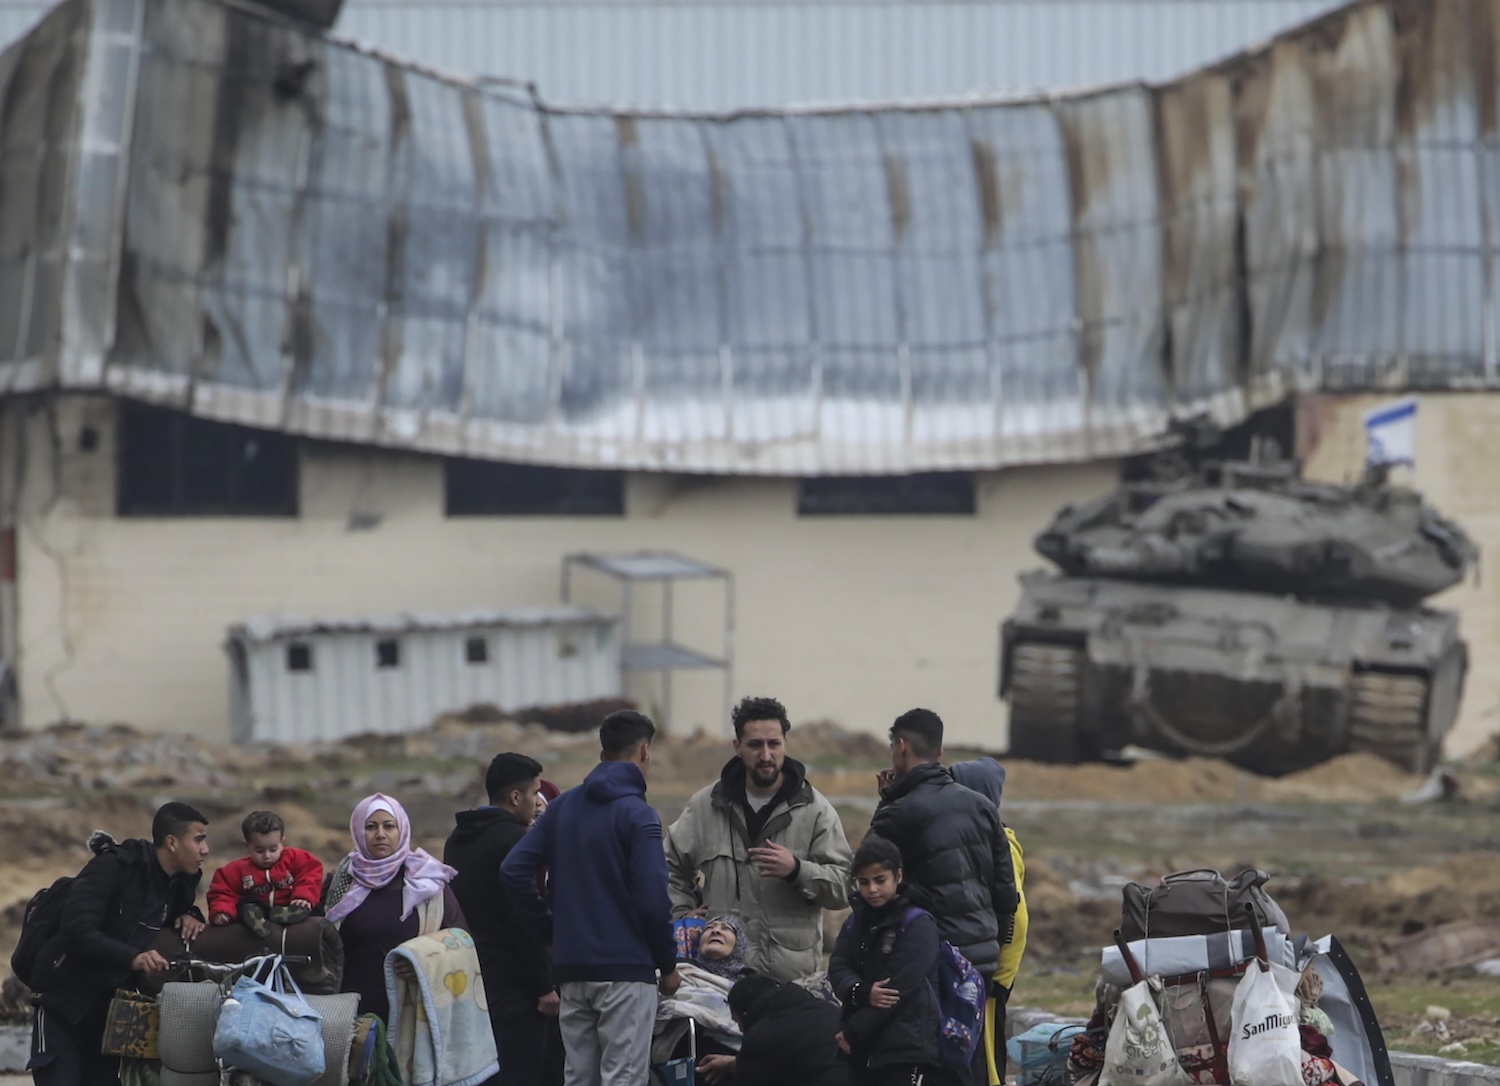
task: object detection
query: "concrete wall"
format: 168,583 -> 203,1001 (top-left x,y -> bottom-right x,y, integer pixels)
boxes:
0,395 -> 1118,747
1299,393 -> 1500,756
9,391 -> 1492,754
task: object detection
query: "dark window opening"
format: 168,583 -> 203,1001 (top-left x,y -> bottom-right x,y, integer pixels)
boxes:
376,639 -> 401,669
286,643 -> 313,672
117,401 -> 298,517
465,637 -> 489,664
444,459 -> 624,517
798,473 -> 976,516
1120,400 -> 1297,483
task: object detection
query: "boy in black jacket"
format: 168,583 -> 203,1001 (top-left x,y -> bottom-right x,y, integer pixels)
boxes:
829,835 -> 940,1086
444,751 -> 561,1086
28,801 -> 209,1086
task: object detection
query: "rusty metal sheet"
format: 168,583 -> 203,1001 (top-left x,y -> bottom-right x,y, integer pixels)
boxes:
1155,69 -> 1241,415
962,100 -> 1083,461
0,0 -> 84,390
1056,87 -> 1171,455
2,0 -> 1500,476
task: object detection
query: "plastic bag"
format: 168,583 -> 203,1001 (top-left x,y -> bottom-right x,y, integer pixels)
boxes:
213,955 -> 325,1086
1227,962 -> 1303,1086
1101,977 -> 1192,1086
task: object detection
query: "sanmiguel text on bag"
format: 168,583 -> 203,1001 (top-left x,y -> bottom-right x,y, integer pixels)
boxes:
1227,961 -> 1303,1086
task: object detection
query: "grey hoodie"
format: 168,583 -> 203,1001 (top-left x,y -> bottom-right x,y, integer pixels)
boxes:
949,756 -> 1006,807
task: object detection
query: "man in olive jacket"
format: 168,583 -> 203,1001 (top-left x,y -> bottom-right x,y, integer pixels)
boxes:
665,696 -> 852,982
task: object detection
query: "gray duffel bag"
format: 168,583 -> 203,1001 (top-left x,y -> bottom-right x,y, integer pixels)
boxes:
1120,867 -> 1291,941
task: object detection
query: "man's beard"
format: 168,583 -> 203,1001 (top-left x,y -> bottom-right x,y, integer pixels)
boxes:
749,764 -> 780,788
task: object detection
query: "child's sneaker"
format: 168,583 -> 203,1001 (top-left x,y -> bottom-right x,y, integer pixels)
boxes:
238,901 -> 273,939
270,903 -> 310,927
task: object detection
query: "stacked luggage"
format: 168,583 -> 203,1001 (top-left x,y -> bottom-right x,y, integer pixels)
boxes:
97,919 -> 387,1086
1064,870 -> 1393,1086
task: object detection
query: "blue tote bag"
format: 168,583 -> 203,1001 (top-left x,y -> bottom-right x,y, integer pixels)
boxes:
213,954 -> 326,1086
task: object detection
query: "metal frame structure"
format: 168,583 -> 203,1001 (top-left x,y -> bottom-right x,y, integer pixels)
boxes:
561,550 -> 734,733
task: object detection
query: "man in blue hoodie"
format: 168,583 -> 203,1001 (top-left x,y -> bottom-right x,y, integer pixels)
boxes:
503,710 -> 681,1086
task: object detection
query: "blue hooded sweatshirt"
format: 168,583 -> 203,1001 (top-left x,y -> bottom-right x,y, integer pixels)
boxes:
501,759 -> 677,984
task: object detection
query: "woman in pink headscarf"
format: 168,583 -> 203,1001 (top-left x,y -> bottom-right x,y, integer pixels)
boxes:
323,793 -> 466,1024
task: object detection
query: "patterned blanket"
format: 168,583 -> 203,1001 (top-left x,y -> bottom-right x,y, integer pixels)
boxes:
384,928 -> 499,1086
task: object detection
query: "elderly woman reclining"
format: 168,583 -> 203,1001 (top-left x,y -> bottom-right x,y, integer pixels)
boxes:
654,915 -> 754,1064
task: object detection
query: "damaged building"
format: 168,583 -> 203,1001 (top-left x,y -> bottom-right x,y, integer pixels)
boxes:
0,0 -> 1495,748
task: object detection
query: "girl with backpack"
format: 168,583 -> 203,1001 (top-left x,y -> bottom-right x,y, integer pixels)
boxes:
829,834 -> 941,1086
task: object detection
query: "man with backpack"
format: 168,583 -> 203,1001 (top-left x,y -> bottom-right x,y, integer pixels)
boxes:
18,801 -> 210,1086
869,710 -> 1018,1086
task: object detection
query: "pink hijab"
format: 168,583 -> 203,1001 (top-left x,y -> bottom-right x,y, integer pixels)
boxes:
325,793 -> 456,924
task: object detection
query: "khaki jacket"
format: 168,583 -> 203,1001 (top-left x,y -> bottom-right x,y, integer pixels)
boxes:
665,758 -> 853,982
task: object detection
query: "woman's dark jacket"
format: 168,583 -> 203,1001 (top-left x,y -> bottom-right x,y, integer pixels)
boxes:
827,893 -> 940,1070
30,836 -> 203,1024
735,981 -> 848,1086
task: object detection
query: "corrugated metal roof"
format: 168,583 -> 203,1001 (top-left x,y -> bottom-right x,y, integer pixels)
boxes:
229,606 -> 618,643
0,0 -> 1495,476
0,0 -> 1350,108
346,2 -> 1344,112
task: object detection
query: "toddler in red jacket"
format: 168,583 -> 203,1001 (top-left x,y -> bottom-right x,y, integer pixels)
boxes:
207,810 -> 324,938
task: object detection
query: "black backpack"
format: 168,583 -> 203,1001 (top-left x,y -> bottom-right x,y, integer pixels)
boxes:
10,875 -> 76,988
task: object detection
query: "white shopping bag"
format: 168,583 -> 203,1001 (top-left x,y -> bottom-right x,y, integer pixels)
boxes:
1228,962 -> 1303,1086
1101,977 -> 1192,1086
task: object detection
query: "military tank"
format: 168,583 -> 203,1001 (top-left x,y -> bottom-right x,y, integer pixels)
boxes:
999,436 -> 1477,775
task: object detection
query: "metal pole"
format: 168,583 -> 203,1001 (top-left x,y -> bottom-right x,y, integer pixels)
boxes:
621,578 -> 631,713
662,579 -> 673,732
723,572 -> 735,740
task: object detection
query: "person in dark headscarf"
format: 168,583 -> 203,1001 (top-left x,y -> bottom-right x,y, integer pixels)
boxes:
692,915 -> 750,979
531,780 -> 562,828
723,974 -> 848,1086
656,914 -> 755,1064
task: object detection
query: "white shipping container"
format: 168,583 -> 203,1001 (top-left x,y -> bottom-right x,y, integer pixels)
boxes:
225,608 -> 621,744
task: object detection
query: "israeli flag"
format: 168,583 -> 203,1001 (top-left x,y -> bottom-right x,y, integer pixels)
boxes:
1363,397 -> 1417,467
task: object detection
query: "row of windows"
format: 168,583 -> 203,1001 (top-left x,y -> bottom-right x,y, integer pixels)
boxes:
286,635 -> 493,674
114,402 -> 978,518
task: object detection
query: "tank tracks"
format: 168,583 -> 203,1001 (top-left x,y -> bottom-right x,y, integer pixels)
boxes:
1007,643 -> 1086,763
1347,672 -> 1436,775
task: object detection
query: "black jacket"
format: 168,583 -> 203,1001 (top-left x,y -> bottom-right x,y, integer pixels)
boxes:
866,762 -> 1018,971
443,807 -> 553,1015
736,982 -> 849,1086
828,894 -> 940,1070
31,836 -> 202,1024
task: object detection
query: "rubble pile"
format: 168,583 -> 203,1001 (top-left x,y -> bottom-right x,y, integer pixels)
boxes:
0,716 -> 600,797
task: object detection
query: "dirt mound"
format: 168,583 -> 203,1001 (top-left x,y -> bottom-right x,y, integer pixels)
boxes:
1262,753 -> 1429,802
1002,752 -> 1429,804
